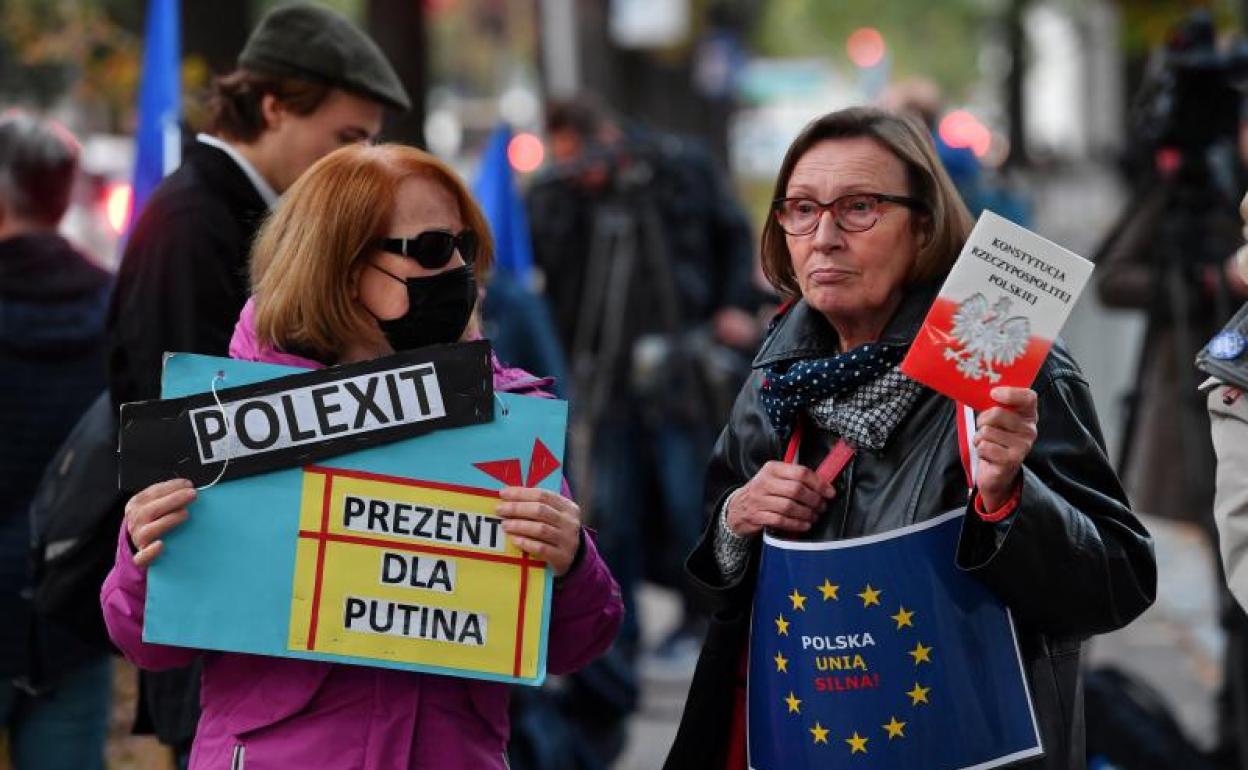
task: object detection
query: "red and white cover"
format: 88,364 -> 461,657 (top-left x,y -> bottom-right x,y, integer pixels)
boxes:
900,210 -> 1093,411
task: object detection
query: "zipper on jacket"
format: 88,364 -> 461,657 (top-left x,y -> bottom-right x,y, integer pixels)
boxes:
836,458 -> 856,540
231,744 -> 245,770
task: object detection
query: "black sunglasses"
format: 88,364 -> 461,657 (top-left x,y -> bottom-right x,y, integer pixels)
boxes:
377,229 -> 478,269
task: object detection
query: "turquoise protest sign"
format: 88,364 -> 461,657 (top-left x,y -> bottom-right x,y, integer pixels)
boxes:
140,353 -> 566,686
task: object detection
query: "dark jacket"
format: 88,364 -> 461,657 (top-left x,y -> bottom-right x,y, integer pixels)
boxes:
107,140 -> 268,408
0,232 -> 111,678
664,284 -> 1157,770
105,138 -> 269,745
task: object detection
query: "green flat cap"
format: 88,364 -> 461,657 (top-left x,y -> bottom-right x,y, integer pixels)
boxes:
238,2 -> 411,111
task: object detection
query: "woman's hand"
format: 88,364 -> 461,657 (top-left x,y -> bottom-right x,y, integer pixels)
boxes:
125,478 -> 196,568
726,461 -> 834,538
497,487 -> 583,576
974,386 -> 1039,511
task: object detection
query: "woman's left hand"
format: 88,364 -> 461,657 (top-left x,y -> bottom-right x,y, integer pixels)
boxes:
973,386 -> 1039,511
496,487 -> 583,576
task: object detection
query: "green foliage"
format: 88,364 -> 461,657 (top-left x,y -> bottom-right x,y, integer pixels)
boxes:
0,0 -> 139,115
753,0 -> 1001,99
1118,0 -> 1239,56
255,0 -> 362,23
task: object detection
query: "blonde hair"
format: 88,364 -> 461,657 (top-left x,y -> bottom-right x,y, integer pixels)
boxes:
760,106 -> 973,298
250,143 -> 493,360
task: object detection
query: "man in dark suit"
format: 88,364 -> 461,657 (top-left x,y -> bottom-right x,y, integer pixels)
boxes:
105,4 -> 409,761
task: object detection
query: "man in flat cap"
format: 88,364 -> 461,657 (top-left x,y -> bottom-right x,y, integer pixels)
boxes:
105,3 -> 409,762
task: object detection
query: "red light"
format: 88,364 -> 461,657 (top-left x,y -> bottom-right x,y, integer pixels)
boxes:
1156,148 -> 1183,177
507,133 -> 544,174
938,110 -> 992,158
106,183 -> 132,234
847,28 -> 886,68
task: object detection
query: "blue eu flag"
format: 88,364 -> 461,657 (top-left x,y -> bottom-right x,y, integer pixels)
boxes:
473,123 -> 536,280
129,0 -> 180,231
748,511 -> 1041,769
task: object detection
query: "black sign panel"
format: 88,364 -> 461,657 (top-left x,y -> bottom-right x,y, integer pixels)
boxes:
119,341 -> 493,491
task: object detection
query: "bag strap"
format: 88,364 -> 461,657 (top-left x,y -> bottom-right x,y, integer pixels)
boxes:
954,402 -> 978,489
783,420 -> 855,484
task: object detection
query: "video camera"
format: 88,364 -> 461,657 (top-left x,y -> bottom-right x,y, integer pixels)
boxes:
533,132 -> 672,198
1132,10 -> 1248,155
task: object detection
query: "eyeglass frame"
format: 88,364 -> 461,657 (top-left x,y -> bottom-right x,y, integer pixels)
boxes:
375,228 -> 478,269
770,193 -> 926,236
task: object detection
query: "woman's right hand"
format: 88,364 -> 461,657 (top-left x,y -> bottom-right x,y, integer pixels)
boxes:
726,461 -> 834,537
125,478 -> 196,568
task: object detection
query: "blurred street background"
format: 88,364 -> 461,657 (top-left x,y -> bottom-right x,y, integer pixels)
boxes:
5,1 -> 1248,769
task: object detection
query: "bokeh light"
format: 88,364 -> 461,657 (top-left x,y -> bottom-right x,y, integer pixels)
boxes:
938,110 -> 992,158
846,28 -> 886,69
507,132 -> 545,173
106,183 -> 132,234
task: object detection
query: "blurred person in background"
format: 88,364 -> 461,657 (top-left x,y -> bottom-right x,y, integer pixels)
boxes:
530,96 -> 762,650
104,3 -> 409,764
0,110 -> 112,770
880,79 -> 984,212
880,78 -> 1030,225
522,94 -> 763,765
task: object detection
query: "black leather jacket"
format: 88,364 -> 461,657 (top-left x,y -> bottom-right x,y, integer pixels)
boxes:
665,284 -> 1157,770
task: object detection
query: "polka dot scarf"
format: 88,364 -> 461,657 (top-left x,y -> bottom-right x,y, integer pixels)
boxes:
759,342 -> 908,441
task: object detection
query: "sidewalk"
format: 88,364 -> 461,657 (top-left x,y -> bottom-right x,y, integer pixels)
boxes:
1088,514 -> 1223,749
616,584 -> 693,770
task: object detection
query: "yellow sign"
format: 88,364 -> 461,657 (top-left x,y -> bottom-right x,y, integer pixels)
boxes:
288,465 -> 548,679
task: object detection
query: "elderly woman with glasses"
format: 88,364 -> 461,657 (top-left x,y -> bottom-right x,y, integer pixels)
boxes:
663,107 -> 1155,770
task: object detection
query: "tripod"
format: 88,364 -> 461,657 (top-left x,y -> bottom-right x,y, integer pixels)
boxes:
565,160 -> 710,518
1114,155 -> 1238,509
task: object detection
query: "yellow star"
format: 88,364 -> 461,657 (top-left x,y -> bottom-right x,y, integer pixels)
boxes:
810,722 -> 829,744
891,606 -> 915,629
845,731 -> 869,754
775,614 -> 790,636
774,652 -> 789,673
907,682 -> 931,706
858,584 -> 882,607
784,691 -> 802,714
817,578 -> 840,601
788,589 -> 808,611
908,642 -> 933,665
882,716 -> 907,739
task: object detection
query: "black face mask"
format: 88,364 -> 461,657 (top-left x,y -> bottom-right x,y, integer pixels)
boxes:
369,264 -> 477,352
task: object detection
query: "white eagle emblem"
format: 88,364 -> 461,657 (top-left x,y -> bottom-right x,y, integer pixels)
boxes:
942,293 -> 1031,382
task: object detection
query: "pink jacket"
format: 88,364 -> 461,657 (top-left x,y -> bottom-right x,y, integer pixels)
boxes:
102,301 -> 623,770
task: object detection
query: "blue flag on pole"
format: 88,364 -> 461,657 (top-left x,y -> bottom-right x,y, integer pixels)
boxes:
473,124 -> 535,280
129,0 -> 180,231
748,511 -> 1042,769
